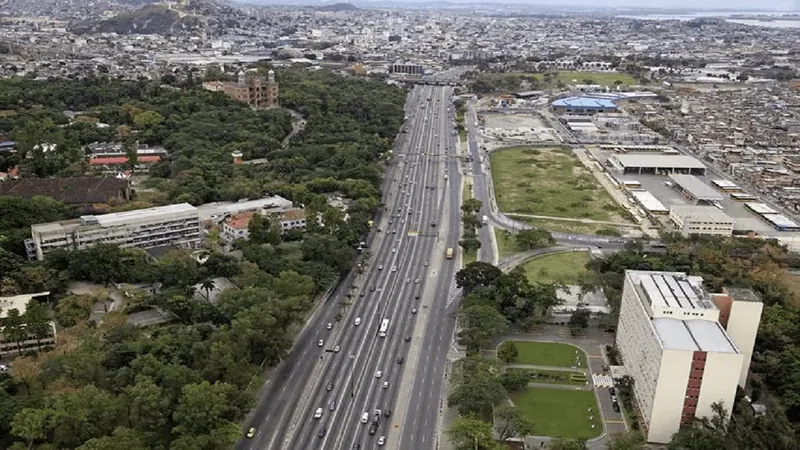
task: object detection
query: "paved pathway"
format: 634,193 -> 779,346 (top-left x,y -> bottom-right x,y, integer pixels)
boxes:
505,213 -> 639,228
507,363 -> 587,373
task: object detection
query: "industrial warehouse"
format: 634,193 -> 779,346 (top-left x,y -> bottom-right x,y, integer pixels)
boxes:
609,154 -> 708,176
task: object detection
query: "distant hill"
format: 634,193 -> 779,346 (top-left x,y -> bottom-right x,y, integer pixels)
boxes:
316,2 -> 359,11
69,4 -> 204,35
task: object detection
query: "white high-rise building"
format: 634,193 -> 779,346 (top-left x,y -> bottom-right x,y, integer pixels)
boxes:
616,271 -> 761,444
28,203 -> 202,260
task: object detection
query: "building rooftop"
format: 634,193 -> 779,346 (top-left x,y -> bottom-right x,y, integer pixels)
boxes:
225,212 -> 254,230
652,317 -> 738,354
724,287 -> 763,304
552,96 -> 618,109
614,154 -> 707,170
0,292 -> 50,318
32,203 -> 197,233
630,190 -> 668,213
630,271 -> 716,310
196,195 -> 293,221
670,205 -> 734,224
668,174 -> 725,202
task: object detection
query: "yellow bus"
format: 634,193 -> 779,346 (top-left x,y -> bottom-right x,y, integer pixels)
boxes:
445,248 -> 454,259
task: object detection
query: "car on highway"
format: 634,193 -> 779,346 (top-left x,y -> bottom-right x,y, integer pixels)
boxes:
318,427 -> 326,438
392,229 -> 397,234
377,436 -> 386,446
392,248 -> 396,253
334,345 -> 340,353
424,261 -> 428,267
369,422 -> 378,435
246,427 -> 256,438
318,339 -> 324,347
314,407 -> 323,419
404,336 -> 411,342
431,220 -> 436,227
383,409 -> 392,417
355,317 -> 362,326
382,381 -> 389,389
406,278 -> 411,283
411,308 -> 417,314
329,400 -> 336,411
370,285 -> 376,292
361,412 -> 369,423
391,266 -> 397,272
326,323 -> 333,330
378,265 -> 384,270
397,357 -> 404,364
414,278 -> 420,284
326,382 -> 334,391
375,370 -> 383,378
415,294 -> 420,299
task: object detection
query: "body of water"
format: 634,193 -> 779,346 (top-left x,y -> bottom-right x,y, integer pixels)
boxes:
618,12 -> 800,28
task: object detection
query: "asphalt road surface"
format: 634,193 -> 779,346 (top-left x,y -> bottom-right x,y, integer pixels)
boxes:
237,84 -> 462,450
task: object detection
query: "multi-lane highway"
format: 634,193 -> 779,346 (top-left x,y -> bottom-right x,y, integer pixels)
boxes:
238,84 -> 462,450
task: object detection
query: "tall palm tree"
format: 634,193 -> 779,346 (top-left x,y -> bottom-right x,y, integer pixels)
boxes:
200,279 -> 216,302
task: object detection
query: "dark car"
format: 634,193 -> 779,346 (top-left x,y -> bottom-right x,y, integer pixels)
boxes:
368,423 -> 378,435
326,382 -> 334,391
612,402 -> 620,413
383,409 -> 392,418
404,336 -> 411,342
609,387 -> 616,396
318,427 -> 327,438
397,357 -> 404,364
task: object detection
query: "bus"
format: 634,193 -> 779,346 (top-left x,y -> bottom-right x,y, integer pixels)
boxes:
378,319 -> 389,338
445,248 -> 454,259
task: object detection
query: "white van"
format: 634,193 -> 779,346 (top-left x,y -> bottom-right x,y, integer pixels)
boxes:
361,412 -> 369,424
314,408 -> 323,419
354,317 -> 362,326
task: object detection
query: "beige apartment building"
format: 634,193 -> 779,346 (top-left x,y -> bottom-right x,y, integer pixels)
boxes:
202,70 -> 279,108
616,270 -> 762,444
28,203 -> 202,260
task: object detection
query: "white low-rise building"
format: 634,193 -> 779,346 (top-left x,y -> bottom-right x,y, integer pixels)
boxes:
669,205 -> 735,236
28,203 -> 202,260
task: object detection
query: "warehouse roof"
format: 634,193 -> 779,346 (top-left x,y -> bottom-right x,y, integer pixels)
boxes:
670,205 -> 734,224
551,96 -> 618,109
630,190 -> 668,213
613,154 -> 706,170
652,317 -> 738,353
668,174 -> 724,202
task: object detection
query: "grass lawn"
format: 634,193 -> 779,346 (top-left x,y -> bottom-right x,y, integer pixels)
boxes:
554,71 -> 637,86
523,251 -> 590,285
494,228 -> 523,257
511,341 -> 588,368
490,146 -> 625,222
508,368 -> 588,386
511,387 -> 602,439
463,249 -> 477,266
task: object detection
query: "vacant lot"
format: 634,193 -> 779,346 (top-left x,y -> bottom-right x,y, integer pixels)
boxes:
555,71 -> 637,86
512,341 -> 587,368
512,387 -> 602,439
523,251 -> 590,285
490,146 -> 626,222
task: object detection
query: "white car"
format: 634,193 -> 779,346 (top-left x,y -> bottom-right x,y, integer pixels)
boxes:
412,308 -> 417,314
382,381 -> 389,389
326,323 -> 333,330
355,317 -> 362,326
392,248 -> 396,253
318,340 -> 324,347
375,370 -> 383,378
391,266 -> 397,272
406,278 -> 411,283
378,265 -> 384,270
377,436 -> 386,446
334,345 -> 340,353
314,408 -> 323,419
414,278 -> 420,284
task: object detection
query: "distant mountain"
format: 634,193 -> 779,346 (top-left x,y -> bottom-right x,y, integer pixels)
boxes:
69,4 -> 204,35
316,2 -> 359,11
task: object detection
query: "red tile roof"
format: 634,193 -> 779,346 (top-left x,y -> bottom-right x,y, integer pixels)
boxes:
90,156 -> 161,165
225,212 -> 255,230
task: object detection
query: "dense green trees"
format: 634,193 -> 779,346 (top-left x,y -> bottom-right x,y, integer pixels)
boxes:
0,68 -> 406,449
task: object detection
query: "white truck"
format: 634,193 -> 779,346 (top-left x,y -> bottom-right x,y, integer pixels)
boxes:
482,215 -> 488,224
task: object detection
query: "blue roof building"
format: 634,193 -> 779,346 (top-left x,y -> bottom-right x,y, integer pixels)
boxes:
551,96 -> 618,114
